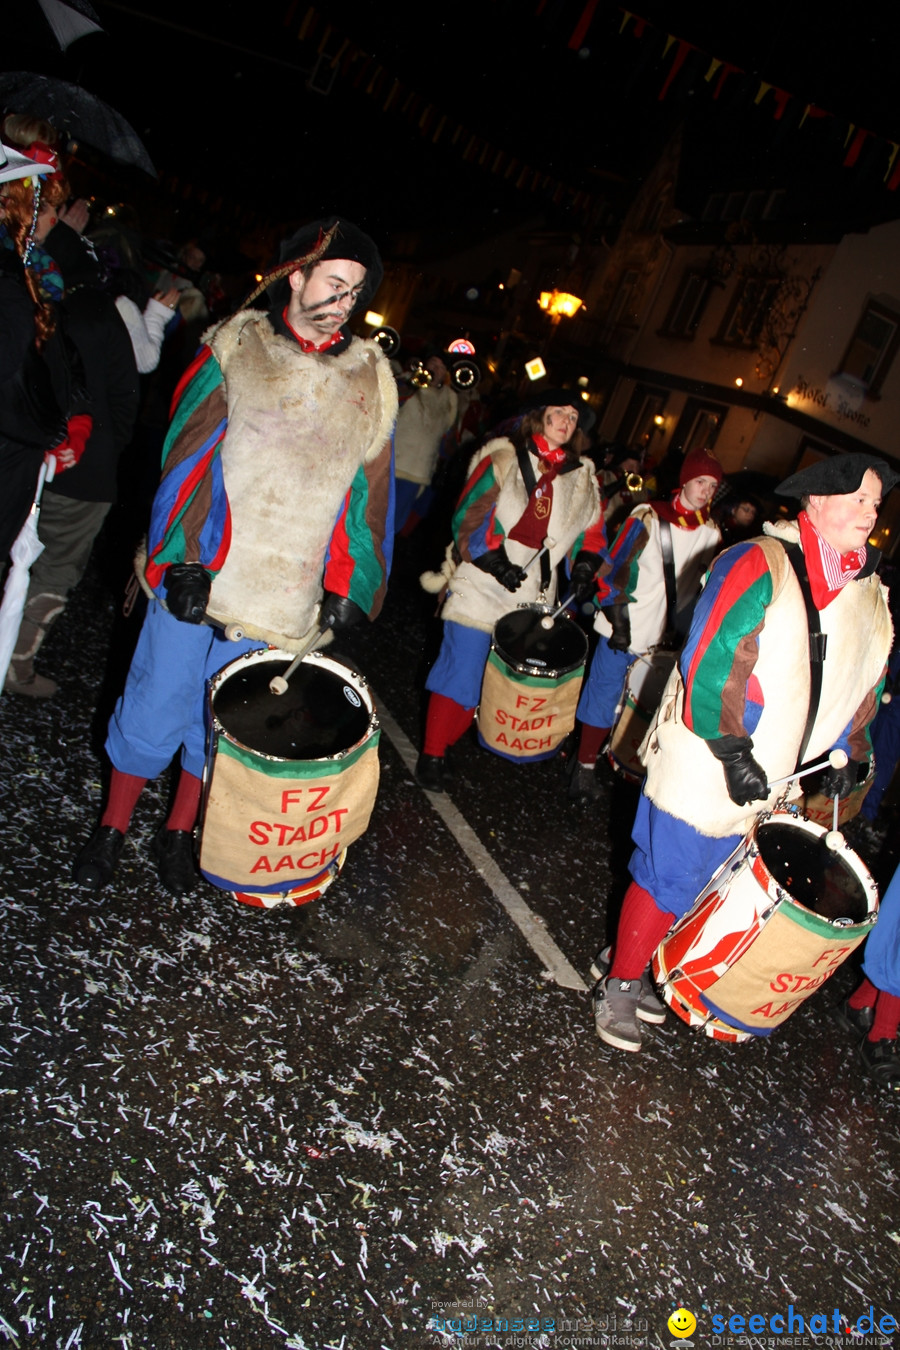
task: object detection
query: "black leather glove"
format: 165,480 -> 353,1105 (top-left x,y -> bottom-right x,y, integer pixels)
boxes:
570,551 -> 601,602
473,546 -> 527,593
602,605 -> 631,652
707,735 -> 768,806
164,563 -> 211,624
319,593 -> 366,633
821,759 -> 861,799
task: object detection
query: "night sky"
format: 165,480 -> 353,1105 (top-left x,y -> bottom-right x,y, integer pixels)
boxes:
9,0 -> 900,253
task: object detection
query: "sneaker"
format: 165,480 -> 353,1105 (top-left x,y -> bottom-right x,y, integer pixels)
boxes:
592,976 -> 643,1052
859,1037 -> 900,1089
415,753 -> 445,793
567,761 -> 601,803
832,998 -> 874,1039
589,945 -> 666,1024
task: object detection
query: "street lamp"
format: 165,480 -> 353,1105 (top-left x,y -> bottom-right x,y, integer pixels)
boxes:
537,290 -> 583,319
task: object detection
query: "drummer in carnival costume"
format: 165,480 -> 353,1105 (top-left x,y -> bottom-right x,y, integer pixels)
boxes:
592,452 -> 896,1052
416,390 -> 608,793
74,218 -> 397,896
567,446 -> 723,802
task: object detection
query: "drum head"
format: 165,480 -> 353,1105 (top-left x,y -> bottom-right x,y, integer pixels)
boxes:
493,607 -> 587,676
213,656 -> 372,760
758,821 -> 869,923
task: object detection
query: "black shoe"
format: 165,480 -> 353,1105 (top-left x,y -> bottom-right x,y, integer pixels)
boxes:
150,827 -> 199,896
74,826 -> 125,890
833,998 -> 874,1039
567,761 -> 601,803
859,1037 -> 900,1089
415,753 -> 445,793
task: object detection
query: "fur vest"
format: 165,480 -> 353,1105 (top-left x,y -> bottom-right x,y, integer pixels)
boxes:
595,503 -> 720,652
202,311 -> 396,647
642,519 -> 892,838
441,437 -> 601,634
394,383 -> 458,484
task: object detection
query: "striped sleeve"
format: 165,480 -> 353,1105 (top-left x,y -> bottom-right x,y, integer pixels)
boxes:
145,346 -> 230,590
679,542 -> 774,741
323,434 -> 395,620
603,511 -> 651,606
839,665 -> 888,762
452,452 -> 503,560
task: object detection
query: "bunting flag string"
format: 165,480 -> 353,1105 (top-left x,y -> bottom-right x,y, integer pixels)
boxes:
281,4 -> 601,217
610,8 -> 900,187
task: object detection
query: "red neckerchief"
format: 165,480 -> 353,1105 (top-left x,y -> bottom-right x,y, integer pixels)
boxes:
507,435 -> 568,547
282,306 -> 345,352
798,511 -> 866,610
651,491 -> 714,529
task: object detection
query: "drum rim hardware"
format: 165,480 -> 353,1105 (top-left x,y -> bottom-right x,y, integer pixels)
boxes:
209,647 -> 379,765
495,603 -> 587,679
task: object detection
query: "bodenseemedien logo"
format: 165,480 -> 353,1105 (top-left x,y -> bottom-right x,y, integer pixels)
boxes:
668,1309 -> 697,1339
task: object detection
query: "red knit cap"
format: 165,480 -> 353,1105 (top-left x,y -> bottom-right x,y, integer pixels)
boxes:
680,446 -> 723,488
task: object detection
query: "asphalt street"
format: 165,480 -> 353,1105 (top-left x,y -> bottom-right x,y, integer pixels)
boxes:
1,523 -> 899,1350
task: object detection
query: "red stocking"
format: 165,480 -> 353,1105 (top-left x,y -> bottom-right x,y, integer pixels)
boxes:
166,770 -> 203,832
609,882 -> 675,979
577,723 -> 610,766
870,990 -> 900,1042
101,769 -> 147,832
423,693 -> 475,757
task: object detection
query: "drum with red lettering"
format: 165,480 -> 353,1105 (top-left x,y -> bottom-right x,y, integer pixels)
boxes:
477,605 -> 587,763
652,808 -> 878,1042
607,650 -> 677,782
200,648 -> 379,907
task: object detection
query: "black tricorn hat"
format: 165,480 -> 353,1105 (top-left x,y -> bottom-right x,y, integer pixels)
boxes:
259,216 -> 383,314
775,452 -> 900,499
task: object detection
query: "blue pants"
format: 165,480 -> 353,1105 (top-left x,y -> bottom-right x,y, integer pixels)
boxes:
862,861 -> 900,998
425,619 -> 492,709
106,601 -> 260,780
629,793 -> 743,921
861,694 -> 900,822
576,636 -> 632,728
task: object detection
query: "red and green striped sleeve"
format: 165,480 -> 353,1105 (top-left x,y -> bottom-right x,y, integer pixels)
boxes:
146,347 -> 230,589
323,436 -> 394,620
452,452 -> 503,560
679,542 -> 774,741
605,511 -> 651,605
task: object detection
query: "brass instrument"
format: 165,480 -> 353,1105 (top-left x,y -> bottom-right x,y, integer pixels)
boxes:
449,357 -> 480,391
409,361 -> 433,388
371,325 -> 401,358
608,471 -> 644,496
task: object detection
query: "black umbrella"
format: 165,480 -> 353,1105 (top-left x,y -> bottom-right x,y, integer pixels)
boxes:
34,0 -> 104,50
0,72 -> 156,177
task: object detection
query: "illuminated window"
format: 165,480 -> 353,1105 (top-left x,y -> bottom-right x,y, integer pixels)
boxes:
837,300 -> 900,398
717,275 -> 782,348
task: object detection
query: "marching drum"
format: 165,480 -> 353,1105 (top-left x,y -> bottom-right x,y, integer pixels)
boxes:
477,604 -> 588,763
200,648 -> 380,908
607,650 -> 677,782
652,809 -> 878,1042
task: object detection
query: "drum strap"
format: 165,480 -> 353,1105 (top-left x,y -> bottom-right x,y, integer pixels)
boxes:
516,446 -> 551,593
784,542 -> 827,769
658,519 -> 678,641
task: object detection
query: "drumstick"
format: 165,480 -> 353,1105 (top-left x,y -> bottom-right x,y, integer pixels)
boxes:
269,626 -> 332,696
540,591 -> 576,629
766,747 -> 848,791
520,535 -> 556,574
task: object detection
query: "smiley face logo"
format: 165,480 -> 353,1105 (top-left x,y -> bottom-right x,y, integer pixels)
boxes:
668,1308 -> 697,1338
